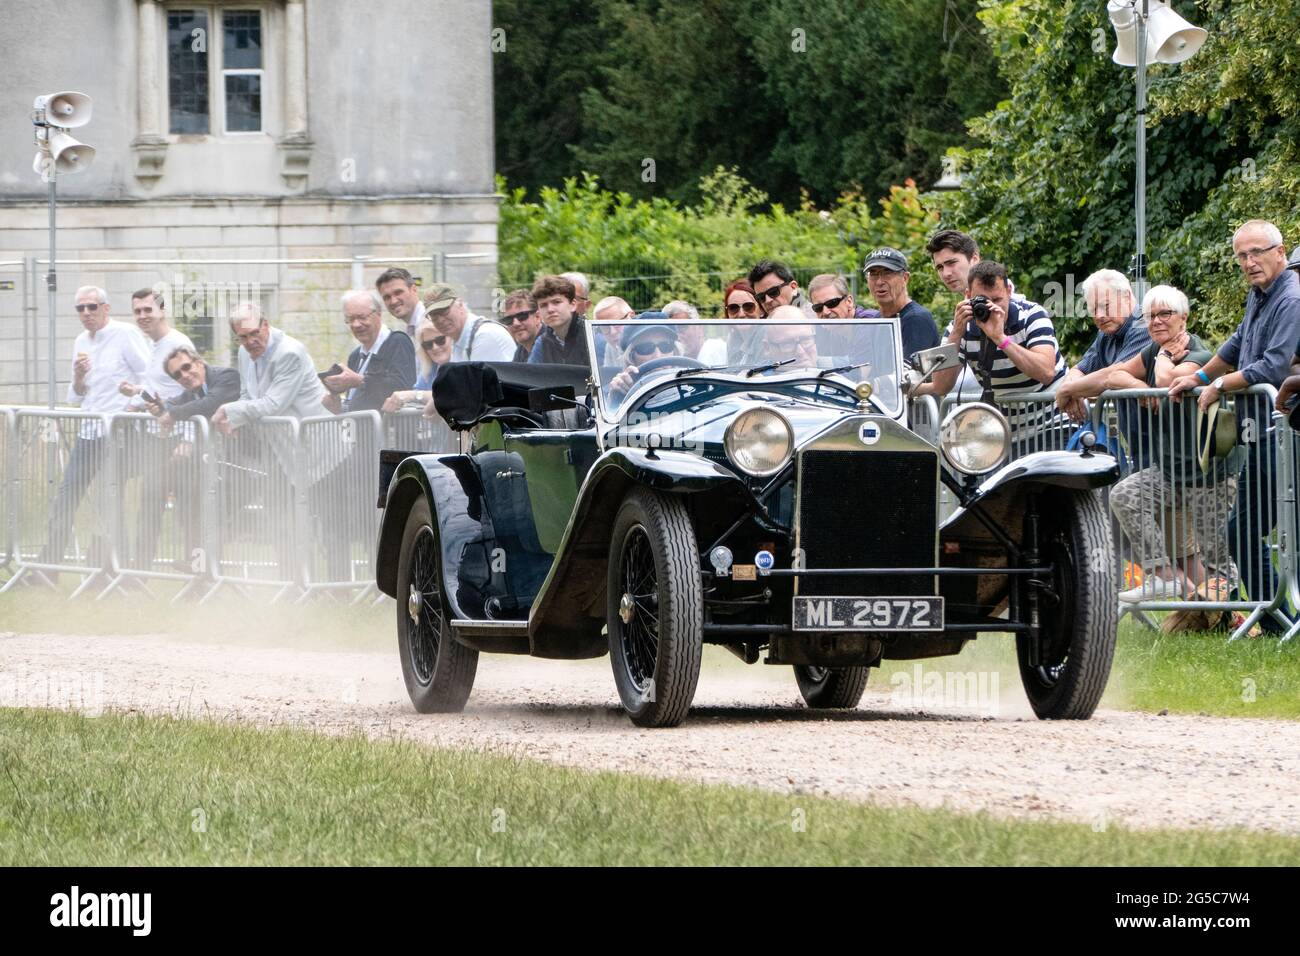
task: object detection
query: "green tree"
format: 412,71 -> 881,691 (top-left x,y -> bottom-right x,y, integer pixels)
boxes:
492,0 -> 612,193
534,0 -> 1006,206
943,0 -> 1300,355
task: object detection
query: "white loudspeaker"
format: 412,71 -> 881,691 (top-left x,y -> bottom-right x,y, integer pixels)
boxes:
47,131 -> 95,173
35,91 -> 93,128
1146,4 -> 1207,63
1108,0 -> 1139,67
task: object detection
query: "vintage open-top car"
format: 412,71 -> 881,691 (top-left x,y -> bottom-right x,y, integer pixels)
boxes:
374,316 -> 1120,726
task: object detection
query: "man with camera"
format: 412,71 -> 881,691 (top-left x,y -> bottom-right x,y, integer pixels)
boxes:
922,261 -> 1067,448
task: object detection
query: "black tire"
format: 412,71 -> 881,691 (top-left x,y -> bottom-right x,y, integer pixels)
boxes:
395,497 -> 478,713
793,665 -> 870,709
1016,490 -> 1117,719
606,488 -> 703,727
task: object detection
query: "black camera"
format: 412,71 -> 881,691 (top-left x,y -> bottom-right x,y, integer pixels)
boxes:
970,295 -> 992,323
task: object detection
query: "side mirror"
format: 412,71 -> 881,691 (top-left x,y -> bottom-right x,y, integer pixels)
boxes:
909,342 -> 959,376
904,343 -> 960,392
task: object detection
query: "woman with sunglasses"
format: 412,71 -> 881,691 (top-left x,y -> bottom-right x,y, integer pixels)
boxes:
723,279 -> 769,367
381,319 -> 452,414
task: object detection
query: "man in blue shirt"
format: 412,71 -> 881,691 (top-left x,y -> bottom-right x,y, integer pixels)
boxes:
1054,269 -> 1153,469
1169,220 -> 1300,628
1055,270 -> 1151,420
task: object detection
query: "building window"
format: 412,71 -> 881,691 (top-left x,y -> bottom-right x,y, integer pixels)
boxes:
167,7 -> 265,135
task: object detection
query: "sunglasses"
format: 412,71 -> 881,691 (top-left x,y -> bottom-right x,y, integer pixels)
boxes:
420,335 -> 449,351
75,303 -> 101,313
167,361 -> 197,381
756,281 -> 791,302
501,311 -> 533,325
810,295 -> 847,314
725,300 -> 758,316
630,339 -> 675,358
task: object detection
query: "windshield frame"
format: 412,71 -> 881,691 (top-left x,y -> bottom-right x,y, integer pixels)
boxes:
586,317 -> 904,424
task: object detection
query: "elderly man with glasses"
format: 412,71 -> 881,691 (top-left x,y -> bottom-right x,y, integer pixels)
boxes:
1168,220 -> 1300,630
321,290 -> 417,414
36,286 -> 151,576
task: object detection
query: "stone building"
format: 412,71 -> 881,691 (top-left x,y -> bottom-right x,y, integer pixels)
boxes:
0,0 -> 497,403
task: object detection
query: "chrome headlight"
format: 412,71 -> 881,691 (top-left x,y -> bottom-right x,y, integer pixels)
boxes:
724,408 -> 794,477
940,402 -> 1009,475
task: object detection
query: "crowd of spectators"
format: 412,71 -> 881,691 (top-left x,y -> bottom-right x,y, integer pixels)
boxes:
35,217 -> 1300,626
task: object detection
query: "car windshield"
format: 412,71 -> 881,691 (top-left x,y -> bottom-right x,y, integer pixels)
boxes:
588,318 -> 902,418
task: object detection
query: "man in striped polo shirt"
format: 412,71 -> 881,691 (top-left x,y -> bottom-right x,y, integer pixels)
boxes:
923,260 -> 1068,454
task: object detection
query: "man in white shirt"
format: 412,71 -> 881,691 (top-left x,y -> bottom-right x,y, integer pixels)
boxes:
116,288 -> 196,572
422,282 -> 516,363
42,286 -> 150,571
118,288 -> 194,408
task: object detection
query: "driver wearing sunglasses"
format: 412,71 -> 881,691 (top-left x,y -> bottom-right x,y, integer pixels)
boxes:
607,324 -> 680,399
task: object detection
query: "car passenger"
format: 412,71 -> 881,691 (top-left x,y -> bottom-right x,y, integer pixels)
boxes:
761,306 -> 819,369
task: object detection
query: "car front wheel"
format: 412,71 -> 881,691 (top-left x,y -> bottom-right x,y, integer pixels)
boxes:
606,488 -> 703,727
395,497 -> 478,713
1016,490 -> 1117,719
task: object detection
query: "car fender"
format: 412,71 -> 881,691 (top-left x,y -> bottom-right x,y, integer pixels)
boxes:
375,454 -> 485,617
941,449 -> 1120,531
525,447 -> 749,658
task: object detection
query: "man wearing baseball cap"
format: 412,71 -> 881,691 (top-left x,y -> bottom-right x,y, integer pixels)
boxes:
863,247 -> 939,361
423,281 -> 516,363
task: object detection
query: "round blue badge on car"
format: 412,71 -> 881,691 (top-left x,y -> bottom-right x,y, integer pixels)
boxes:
859,422 -> 881,445
754,550 -> 775,571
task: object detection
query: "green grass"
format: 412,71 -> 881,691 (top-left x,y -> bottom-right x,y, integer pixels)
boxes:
2,708 -> 1296,866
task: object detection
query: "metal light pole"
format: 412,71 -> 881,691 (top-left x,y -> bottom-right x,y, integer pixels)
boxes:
1107,1 -> 1206,300
1134,2 -> 1148,299
31,91 -> 95,407
46,163 -> 57,409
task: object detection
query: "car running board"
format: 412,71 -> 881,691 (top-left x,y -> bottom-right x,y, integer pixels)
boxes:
451,618 -> 530,639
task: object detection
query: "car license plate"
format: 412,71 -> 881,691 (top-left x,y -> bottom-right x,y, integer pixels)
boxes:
792,596 -> 944,632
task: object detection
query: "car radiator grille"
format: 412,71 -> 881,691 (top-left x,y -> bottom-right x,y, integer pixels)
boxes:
796,449 -> 938,597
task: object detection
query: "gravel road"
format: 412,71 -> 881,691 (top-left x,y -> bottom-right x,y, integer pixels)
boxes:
3,629 -> 1298,834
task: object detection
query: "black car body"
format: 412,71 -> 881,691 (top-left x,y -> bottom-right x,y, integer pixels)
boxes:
375,317 -> 1120,726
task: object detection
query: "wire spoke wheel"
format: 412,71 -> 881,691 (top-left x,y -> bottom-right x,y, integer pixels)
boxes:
607,488 -> 703,727
618,525 -> 659,693
395,497 -> 477,713
407,526 -> 442,686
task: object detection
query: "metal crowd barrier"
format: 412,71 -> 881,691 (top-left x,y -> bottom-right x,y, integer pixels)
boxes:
908,394 -> 940,446
0,409 -> 118,598
298,410 -> 384,601
0,407 -> 12,574
1096,385 -> 1294,641
2,386 -> 1300,641
95,412 -> 215,602
384,406 -> 457,454
204,416 -> 306,603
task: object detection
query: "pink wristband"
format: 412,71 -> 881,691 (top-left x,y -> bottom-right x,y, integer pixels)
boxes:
999,335 -> 1012,350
